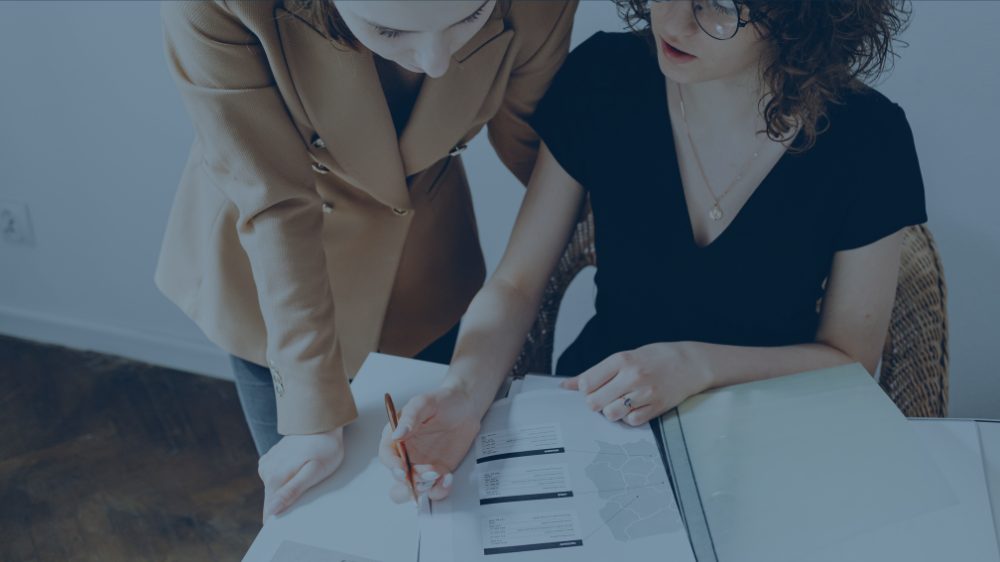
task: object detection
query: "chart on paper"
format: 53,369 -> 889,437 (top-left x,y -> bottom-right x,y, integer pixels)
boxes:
584,439 -> 679,542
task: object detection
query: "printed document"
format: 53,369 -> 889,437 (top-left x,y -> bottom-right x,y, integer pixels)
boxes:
421,388 -> 696,562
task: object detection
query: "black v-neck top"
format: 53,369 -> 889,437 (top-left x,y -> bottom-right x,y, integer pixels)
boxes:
528,32 -> 928,377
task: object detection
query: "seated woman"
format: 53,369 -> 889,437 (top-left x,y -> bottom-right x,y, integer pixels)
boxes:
379,0 -> 923,501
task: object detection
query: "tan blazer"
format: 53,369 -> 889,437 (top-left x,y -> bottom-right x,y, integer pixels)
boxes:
156,1 -> 577,435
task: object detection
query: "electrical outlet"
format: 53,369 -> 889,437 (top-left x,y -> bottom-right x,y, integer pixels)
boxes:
0,200 -> 35,246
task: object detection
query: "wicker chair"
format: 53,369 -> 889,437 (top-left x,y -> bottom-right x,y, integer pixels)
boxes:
879,224 -> 949,417
510,204 -> 949,418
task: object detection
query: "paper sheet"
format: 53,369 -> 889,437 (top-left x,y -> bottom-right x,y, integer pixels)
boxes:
519,374 -> 567,394
805,419 -> 999,561
268,541 -> 382,562
677,363 -> 959,562
242,354 -> 448,562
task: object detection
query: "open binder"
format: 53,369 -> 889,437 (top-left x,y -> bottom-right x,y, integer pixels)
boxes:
655,364 -> 998,562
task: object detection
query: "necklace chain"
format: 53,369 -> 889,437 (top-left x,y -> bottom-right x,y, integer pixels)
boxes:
676,82 -> 768,221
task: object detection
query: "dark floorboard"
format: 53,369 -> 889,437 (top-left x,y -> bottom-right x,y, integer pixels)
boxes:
0,335 -> 263,561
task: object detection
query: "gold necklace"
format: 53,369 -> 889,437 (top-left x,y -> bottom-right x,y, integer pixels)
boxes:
676,82 -> 768,221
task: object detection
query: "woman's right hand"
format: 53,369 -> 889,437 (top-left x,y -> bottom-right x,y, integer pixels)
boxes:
377,385 -> 483,503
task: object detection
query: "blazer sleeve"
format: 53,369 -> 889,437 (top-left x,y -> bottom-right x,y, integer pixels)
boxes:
486,1 -> 578,186
161,1 -> 358,435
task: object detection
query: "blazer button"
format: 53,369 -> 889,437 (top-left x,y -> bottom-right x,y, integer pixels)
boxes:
322,203 -> 333,214
392,208 -> 409,216
311,134 -> 326,148
268,359 -> 284,397
449,144 -> 467,157
312,163 -> 330,174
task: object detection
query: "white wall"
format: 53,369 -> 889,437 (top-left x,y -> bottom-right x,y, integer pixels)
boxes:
0,2 -> 996,418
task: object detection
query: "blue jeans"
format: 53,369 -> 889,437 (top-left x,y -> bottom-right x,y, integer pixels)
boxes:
231,322 -> 460,457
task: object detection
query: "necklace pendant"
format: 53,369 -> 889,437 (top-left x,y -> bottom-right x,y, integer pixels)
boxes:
709,204 -> 723,221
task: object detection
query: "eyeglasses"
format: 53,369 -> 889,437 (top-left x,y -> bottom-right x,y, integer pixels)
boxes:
649,0 -> 748,41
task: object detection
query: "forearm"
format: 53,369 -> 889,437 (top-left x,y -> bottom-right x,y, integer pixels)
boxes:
437,141 -> 584,418
441,279 -> 541,417
688,341 -> 859,392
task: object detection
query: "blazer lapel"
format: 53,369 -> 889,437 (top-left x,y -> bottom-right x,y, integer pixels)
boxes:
275,8 -> 411,210
398,18 -> 514,176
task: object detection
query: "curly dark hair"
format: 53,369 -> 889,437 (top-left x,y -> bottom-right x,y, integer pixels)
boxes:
283,1 -> 511,52
615,1 -> 911,151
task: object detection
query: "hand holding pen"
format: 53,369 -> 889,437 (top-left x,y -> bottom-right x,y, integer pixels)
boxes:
379,387 -> 482,503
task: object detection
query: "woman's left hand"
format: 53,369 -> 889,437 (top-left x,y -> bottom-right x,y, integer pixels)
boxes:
560,342 -> 715,426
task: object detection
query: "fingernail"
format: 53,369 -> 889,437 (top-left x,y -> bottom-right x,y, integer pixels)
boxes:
391,424 -> 410,440
558,380 -> 568,388
417,481 -> 434,492
393,468 -> 408,482
443,473 -> 453,489
420,471 -> 440,481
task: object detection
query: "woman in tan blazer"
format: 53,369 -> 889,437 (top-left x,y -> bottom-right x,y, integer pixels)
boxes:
157,0 -> 576,521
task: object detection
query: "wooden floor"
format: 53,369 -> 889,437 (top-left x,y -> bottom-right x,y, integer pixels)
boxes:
0,335 -> 263,562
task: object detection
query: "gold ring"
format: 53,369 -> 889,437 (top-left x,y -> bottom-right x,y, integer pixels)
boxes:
621,394 -> 634,411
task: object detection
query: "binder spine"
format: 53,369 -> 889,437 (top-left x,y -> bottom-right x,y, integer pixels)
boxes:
657,410 -> 719,562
